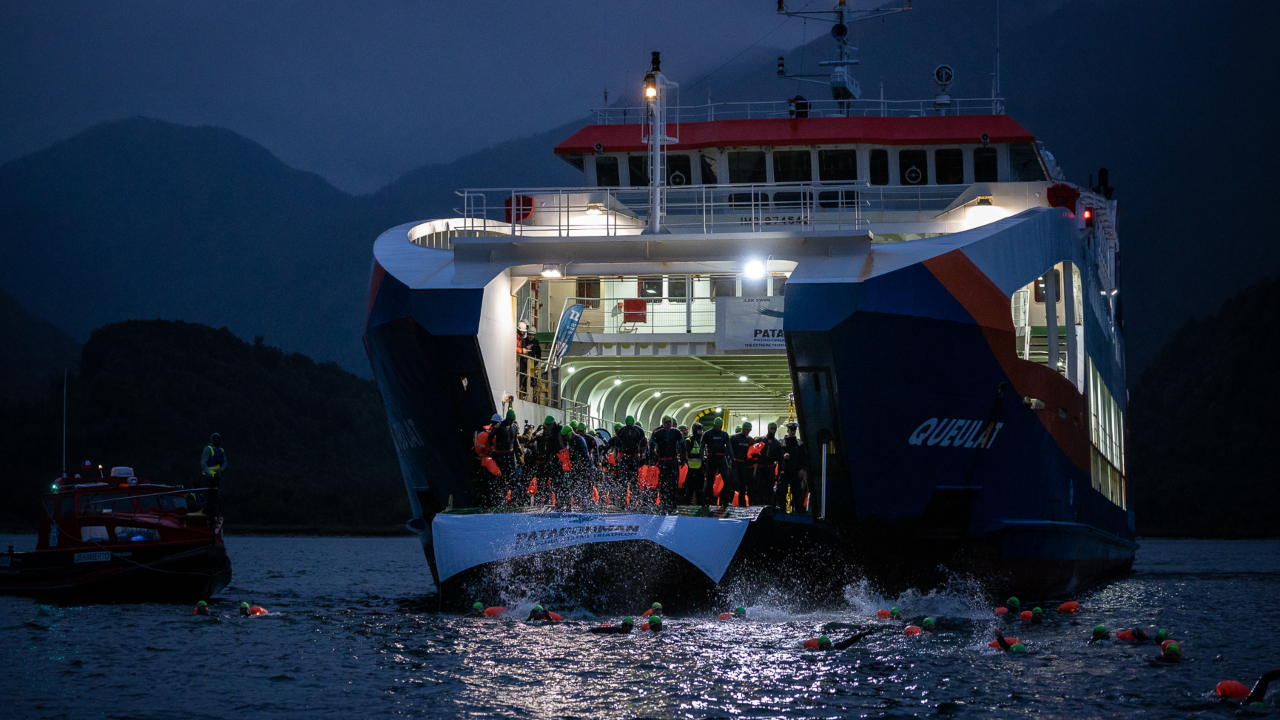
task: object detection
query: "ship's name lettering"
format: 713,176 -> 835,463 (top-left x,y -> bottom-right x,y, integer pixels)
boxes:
738,216 -> 807,226
908,418 -> 1004,449
753,329 -> 785,339
514,525 -> 640,544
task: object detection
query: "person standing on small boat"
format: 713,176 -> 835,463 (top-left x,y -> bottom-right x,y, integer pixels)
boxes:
200,433 -> 226,526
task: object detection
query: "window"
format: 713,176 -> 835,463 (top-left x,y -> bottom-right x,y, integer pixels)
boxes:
727,151 -> 767,184
639,276 -> 664,301
44,498 -> 55,519
773,190 -> 811,209
729,192 -> 768,209
1034,270 -> 1062,303
817,190 -> 857,209
577,278 -> 601,310
742,276 -> 767,297
818,149 -> 857,181
667,154 -> 692,187
81,493 -> 133,514
1010,143 -> 1047,181
115,526 -> 160,542
935,149 -> 963,185
899,150 -> 928,185
700,155 -> 718,184
772,275 -> 788,296
59,496 -> 74,517
595,156 -> 620,187
81,526 -> 109,542
710,275 -> 736,301
869,149 -> 889,185
973,147 -> 998,182
668,275 -> 688,303
137,494 -> 186,512
628,155 -> 649,186
772,150 -> 812,183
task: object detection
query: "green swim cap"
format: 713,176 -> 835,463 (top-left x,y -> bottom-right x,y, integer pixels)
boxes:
735,426 -> 742,432
742,422 -> 752,430
533,605 -> 543,612
625,415 -> 635,426
714,418 -> 723,427
818,635 -> 830,644
923,617 -> 936,626
561,426 -> 572,436
1032,607 -> 1043,615
663,416 -> 672,423
1092,624 -> 1108,638
1252,702 -> 1268,709
545,415 -> 556,425
623,617 -> 634,625
679,425 -> 688,432
1010,643 -> 1027,653
1007,597 -> 1020,608
768,422 -> 777,429
241,601 -> 250,608
1163,641 -> 1181,656
506,409 -> 516,419
649,615 -> 662,625
197,600 -> 207,607
652,602 -> 662,610
615,422 -> 622,429
472,602 -> 483,610
1155,629 -> 1167,641
735,605 -> 746,614
890,607 -> 901,618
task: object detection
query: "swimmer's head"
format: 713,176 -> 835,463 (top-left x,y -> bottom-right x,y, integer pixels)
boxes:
1155,629 -> 1167,641
714,418 -> 723,428
472,602 -> 483,611
533,605 -> 543,612
1092,624 -> 1109,640
196,600 -> 207,607
1162,641 -> 1181,658
1007,597 -> 1020,610
1032,607 -> 1043,616
817,635 -> 831,649
1009,643 -> 1027,653
889,607 -> 900,619
652,602 -> 663,611
734,605 -> 746,616
923,617 -> 936,628
648,615 -> 663,628
622,617 -> 635,626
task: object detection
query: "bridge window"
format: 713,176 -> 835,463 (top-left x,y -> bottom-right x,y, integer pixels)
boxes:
628,155 -> 649,186
818,149 -> 857,181
935,149 -> 963,185
1034,271 -> 1061,303
772,274 -> 788,296
668,275 -> 688,303
595,156 -> 620,187
710,275 -> 736,301
667,154 -> 692,186
869,149 -> 889,185
639,276 -> 663,301
742,275 -> 767,297
973,147 -> 998,182
728,151 -> 767,184
700,155 -> 718,184
899,150 -> 928,185
773,150 -> 812,183
1010,143 -> 1047,181
577,278 -> 601,309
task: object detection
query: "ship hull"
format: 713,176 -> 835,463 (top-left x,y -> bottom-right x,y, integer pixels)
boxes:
0,541 -> 232,602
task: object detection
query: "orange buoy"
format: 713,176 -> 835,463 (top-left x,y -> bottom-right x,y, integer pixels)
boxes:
904,625 -> 922,636
548,611 -> 564,622
988,636 -> 1020,649
713,473 -> 724,498
551,491 -> 556,506
483,606 -> 506,617
877,609 -> 891,619
626,487 -> 631,506
1216,680 -> 1250,698
641,608 -> 653,618
655,492 -> 661,506
1058,601 -> 1080,613
718,612 -> 734,621
641,621 -> 651,631
1115,629 -> 1136,643
527,477 -> 538,494
994,606 -> 1008,615
1020,610 -> 1033,621
678,465 -> 687,488
605,492 -> 610,505
558,448 -> 572,472
249,606 -> 268,616
802,639 -> 820,649
592,486 -> 600,503
748,442 -> 764,459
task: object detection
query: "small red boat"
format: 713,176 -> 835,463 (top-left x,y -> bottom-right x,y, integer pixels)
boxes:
0,467 -> 232,601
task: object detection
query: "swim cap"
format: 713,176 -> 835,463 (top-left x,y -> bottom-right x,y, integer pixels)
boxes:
533,605 -> 543,612
1007,597 -> 1020,609
506,409 -> 516,419
1092,624 -> 1108,639
679,425 -> 687,432
473,602 -> 483,610
652,602 -> 662,610
561,426 -> 572,436
615,422 -> 622,430
545,415 -> 556,425
649,615 -> 662,626
626,416 -> 635,426
735,606 -> 746,615
923,617 -> 935,626
818,635 -> 830,644
1032,607 -> 1043,615
768,422 -> 777,429
1155,629 -> 1167,641
714,418 -> 723,427
735,426 -> 742,432
890,607 -> 900,618
197,600 -> 207,607
663,416 -> 672,423
1009,643 -> 1027,653
742,422 -> 752,430
1163,641 -> 1181,657
241,601 -> 250,608
622,617 -> 635,625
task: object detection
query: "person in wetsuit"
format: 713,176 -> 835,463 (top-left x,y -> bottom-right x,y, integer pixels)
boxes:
753,422 -> 782,506
774,421 -> 807,511
614,415 -> 647,504
651,416 -> 685,512
729,422 -> 755,505
683,423 -> 704,505
193,600 -> 210,616
527,605 -> 557,622
808,629 -> 875,650
701,418 -> 734,509
590,617 -> 636,634
530,416 -> 563,503
467,602 -> 485,617
486,410 -> 522,504
563,425 -> 592,504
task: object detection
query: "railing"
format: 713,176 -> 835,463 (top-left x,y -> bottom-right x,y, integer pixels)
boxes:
560,296 -> 717,335
590,97 -> 1006,124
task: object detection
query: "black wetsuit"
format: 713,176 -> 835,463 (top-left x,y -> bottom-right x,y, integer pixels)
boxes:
590,623 -> 634,634
1247,669 -> 1280,703
820,629 -> 874,650
775,434 -> 806,510
488,419 -> 521,504
651,426 -> 684,511
728,432 -> 755,505
615,424 -> 646,500
700,429 -> 734,507
683,432 -> 704,504
531,423 -> 563,502
754,433 -> 782,504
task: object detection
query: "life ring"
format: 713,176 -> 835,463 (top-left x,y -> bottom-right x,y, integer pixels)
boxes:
904,166 -> 923,184
670,171 -> 687,186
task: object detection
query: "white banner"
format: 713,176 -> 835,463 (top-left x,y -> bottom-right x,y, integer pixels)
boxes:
715,296 -> 785,350
431,512 -> 750,583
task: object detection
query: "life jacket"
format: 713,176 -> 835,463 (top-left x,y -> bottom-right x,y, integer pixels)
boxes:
686,439 -> 702,469
204,445 -> 225,473
474,430 -> 491,456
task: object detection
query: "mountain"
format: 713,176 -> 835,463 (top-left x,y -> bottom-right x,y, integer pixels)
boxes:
0,287 -> 79,401
1129,276 -> 1280,537
0,319 -> 407,531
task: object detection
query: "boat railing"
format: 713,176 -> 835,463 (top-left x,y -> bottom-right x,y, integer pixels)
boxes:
559,295 -> 718,336
589,97 -> 1006,124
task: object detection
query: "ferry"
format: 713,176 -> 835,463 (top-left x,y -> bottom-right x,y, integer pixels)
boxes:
363,1 -> 1134,609
0,468 -> 232,601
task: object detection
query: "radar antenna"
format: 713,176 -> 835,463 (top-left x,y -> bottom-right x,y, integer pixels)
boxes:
774,0 -> 912,114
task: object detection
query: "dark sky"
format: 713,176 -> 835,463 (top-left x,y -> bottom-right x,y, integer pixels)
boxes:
2,0 -> 1069,194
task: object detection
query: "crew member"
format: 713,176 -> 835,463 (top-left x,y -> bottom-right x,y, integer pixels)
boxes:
614,416 -> 647,504
729,422 -> 755,505
775,421 -> 807,511
200,433 -> 226,525
754,422 -> 782,506
590,617 -> 636,634
683,423 -> 705,505
701,418 -> 735,509
517,321 -> 542,398
651,416 -> 685,512
487,410 -> 523,504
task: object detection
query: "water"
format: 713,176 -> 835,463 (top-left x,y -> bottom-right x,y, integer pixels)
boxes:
2,535 -> 1278,719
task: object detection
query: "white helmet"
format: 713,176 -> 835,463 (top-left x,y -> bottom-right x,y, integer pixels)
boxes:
517,321 -> 528,332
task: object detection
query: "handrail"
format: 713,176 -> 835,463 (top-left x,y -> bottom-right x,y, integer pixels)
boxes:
589,97 -> 1007,124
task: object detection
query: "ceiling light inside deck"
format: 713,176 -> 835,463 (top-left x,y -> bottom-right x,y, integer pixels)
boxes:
614,379 -> 622,385
541,264 -> 563,278
585,202 -> 605,216
745,260 -> 766,279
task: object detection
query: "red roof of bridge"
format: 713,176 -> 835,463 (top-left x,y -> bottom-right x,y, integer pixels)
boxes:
554,115 -> 1035,155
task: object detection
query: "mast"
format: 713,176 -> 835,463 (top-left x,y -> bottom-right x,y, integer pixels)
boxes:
61,368 -> 66,477
643,52 -> 678,234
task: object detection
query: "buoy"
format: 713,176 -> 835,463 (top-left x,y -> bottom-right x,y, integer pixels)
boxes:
655,491 -> 661,506
802,638 -> 819,649
719,612 -> 734,621
527,477 -> 538,494
592,486 -> 600,503
904,625 -> 922,636
483,606 -> 506,617
505,489 -> 511,502
748,442 -> 764,459
1058,601 -> 1080,613
642,609 -> 653,618
989,637 -> 1019,649
713,473 -> 724,498
558,448 -> 572,472
994,606 -> 1008,615
877,609 -> 891,619
249,606 -> 268,616
1216,680 -> 1250,698
678,465 -> 687,488
481,457 -> 501,476
1020,610 -> 1033,622
1115,629 -> 1135,643
548,611 -> 563,622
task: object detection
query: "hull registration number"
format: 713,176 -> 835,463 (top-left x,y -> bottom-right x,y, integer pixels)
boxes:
74,551 -> 111,563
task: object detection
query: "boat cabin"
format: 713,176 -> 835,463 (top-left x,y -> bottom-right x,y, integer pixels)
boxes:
35,467 -> 212,551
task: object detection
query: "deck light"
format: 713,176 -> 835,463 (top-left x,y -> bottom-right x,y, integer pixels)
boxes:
745,260 -> 766,279
715,407 -> 723,412
614,379 -> 622,385
1110,289 -> 1119,296
976,196 -> 994,206
585,202 -> 605,215
541,264 -> 563,278
567,366 -> 576,373
739,375 -> 748,382
684,402 -> 691,407
654,391 -> 662,397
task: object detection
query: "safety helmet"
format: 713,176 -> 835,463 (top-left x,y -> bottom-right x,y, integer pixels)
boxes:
490,413 -> 503,423
517,321 -> 528,332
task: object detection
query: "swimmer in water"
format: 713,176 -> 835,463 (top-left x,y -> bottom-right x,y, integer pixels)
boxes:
645,602 -> 663,618
806,629 -> 875,650
1005,597 -> 1021,621
527,605 -> 560,622
240,601 -> 251,617
992,631 -> 1023,652
1030,607 -> 1043,624
1088,625 -> 1111,645
193,600 -> 210,616
1155,640 -> 1182,663
589,617 -> 635,634
1216,670 -> 1280,706
467,602 -> 485,617
719,605 -> 747,620
645,615 -> 664,632
1115,627 -> 1154,644
922,617 -> 937,633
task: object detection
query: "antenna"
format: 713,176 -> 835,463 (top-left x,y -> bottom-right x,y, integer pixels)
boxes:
61,368 -> 67,477
995,0 -> 1002,109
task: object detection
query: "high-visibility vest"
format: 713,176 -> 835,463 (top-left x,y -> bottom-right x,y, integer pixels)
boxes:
687,440 -> 702,469
204,445 -> 225,475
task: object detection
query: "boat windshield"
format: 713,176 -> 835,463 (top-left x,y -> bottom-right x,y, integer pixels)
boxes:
138,493 -> 187,512
80,493 -> 134,514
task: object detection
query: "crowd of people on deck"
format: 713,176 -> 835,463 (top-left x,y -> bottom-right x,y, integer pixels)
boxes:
474,411 -> 810,512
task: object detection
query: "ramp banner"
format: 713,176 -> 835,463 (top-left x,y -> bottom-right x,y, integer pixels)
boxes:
432,512 -> 750,582
715,296 -> 785,350
547,303 -> 585,369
